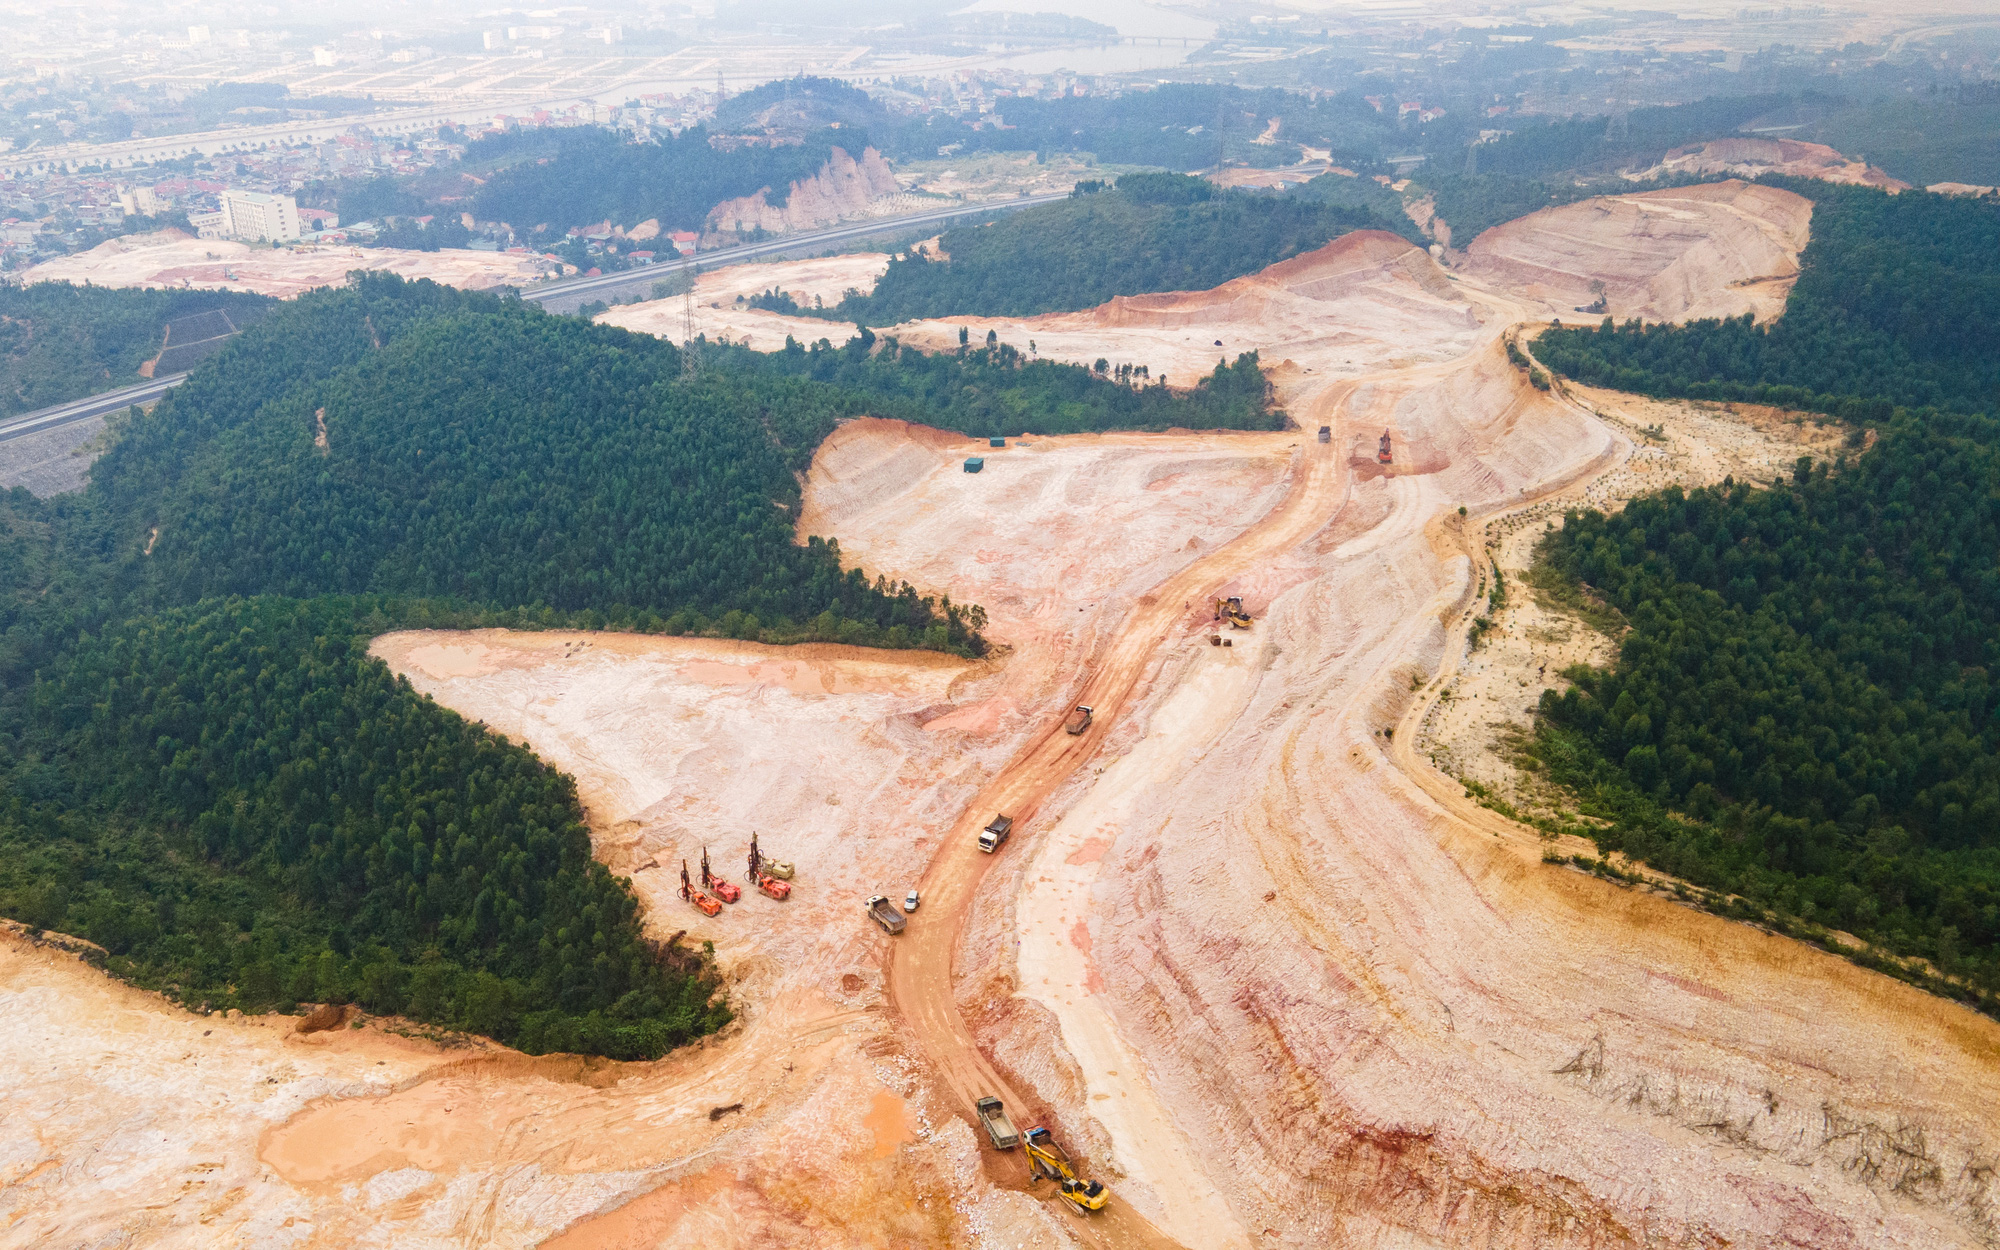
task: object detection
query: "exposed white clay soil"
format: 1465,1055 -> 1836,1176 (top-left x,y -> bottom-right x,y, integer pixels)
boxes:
7,178 -> 1998,1250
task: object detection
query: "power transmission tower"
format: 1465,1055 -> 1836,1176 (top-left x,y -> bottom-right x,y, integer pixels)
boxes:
681,239 -> 699,381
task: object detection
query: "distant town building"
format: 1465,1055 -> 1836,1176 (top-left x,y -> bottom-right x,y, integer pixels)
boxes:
312,47 -> 338,66
118,186 -> 161,216
188,25 -> 211,44
668,230 -> 699,255
195,191 -> 301,242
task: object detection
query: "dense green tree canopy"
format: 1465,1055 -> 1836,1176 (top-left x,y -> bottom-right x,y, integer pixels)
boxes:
1535,179 -> 2000,417
821,172 -> 1411,324
727,332 -> 1279,435
1539,421 -> 2000,1000
3,596 -> 725,1058
0,273 -> 1282,1055
1527,178 -> 2000,1010
0,283 -> 270,417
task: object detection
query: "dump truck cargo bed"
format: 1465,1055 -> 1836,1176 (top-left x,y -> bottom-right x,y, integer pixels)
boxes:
975,1096 -> 1020,1150
978,814 -> 1014,853
865,894 -> 906,934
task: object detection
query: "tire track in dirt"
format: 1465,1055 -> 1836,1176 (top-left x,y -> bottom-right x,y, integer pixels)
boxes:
883,296 -> 1545,1244
884,391 -> 1355,1248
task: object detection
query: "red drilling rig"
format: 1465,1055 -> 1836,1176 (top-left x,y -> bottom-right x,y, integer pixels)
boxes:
680,859 -> 721,917
701,845 -> 741,903
748,834 -> 793,900
1378,429 -> 1393,465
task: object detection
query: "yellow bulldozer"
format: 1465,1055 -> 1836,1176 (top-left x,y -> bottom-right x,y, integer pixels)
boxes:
1024,1127 -> 1108,1213
1213,595 -> 1252,630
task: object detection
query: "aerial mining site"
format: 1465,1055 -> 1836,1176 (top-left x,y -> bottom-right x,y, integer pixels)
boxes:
5,161 -> 1995,1248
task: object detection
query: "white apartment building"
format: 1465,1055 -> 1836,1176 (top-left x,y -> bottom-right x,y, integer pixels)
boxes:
193,191 -> 301,242
118,185 -> 161,216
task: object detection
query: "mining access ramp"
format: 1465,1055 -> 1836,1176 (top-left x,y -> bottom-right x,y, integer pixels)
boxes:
885,418 -> 1349,1247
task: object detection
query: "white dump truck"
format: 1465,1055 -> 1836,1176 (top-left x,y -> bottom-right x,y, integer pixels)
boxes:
977,814 -> 1014,853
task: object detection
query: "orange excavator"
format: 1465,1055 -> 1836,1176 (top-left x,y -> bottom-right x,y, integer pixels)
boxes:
1212,595 -> 1252,630
701,846 -> 741,904
748,835 -> 792,900
680,860 -> 722,917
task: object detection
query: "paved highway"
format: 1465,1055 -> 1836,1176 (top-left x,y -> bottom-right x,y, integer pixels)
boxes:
0,193 -> 1068,439
519,192 -> 1069,310
0,374 -> 188,444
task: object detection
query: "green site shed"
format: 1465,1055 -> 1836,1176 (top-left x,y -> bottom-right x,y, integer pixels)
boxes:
964,457 -> 985,473
989,437 -> 1006,447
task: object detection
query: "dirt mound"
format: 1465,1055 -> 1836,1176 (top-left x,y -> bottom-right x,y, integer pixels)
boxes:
1459,179 -> 1812,323
293,1002 -> 348,1034
24,230 -> 557,298
1649,137 -> 1910,190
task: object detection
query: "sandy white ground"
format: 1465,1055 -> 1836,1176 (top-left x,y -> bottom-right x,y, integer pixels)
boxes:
6,177 -> 1998,1249
599,253 -> 890,352
22,228 -> 557,298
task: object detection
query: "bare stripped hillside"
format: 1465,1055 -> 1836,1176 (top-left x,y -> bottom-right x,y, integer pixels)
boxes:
5,182 -> 1996,1250
886,230 -> 1484,384
1459,179 -> 1812,322
22,228 -> 559,297
1646,137 -> 1911,191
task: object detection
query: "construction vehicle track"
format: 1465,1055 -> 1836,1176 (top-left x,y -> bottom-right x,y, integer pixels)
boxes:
884,390 -> 1354,1248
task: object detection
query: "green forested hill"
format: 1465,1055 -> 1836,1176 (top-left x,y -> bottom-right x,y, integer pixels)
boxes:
469,125 -> 850,237
1534,179 -> 2000,417
1525,178 -> 2000,1011
728,332 -> 1280,434
100,293 -> 971,645
825,172 -> 1413,324
1537,421 -> 2000,1006
4,596 -> 725,1057
0,273 -> 1280,1054
0,283 -> 271,418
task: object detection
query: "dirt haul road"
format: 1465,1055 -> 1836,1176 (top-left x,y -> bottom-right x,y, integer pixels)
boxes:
886,425 -> 1347,1250
831,204 -> 2000,1247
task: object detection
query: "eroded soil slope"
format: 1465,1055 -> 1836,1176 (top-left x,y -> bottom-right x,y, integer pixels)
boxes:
882,230 -> 1483,385
940,343 -> 2000,1249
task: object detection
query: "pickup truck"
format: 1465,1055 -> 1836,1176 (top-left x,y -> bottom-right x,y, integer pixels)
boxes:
975,1096 -> 1020,1150
977,814 -> 1013,853
1064,704 -> 1093,735
864,894 -> 906,934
